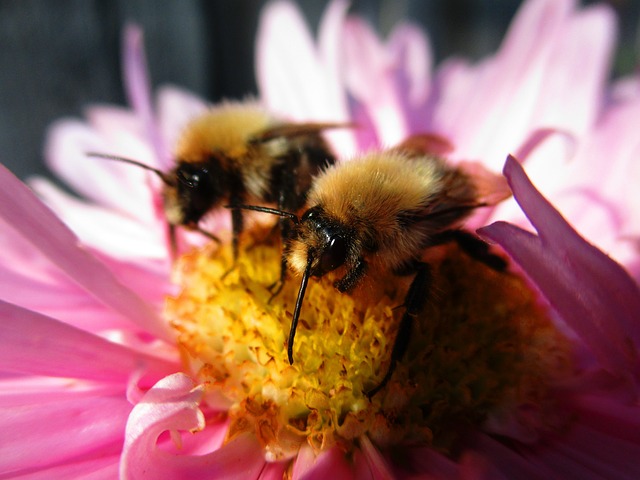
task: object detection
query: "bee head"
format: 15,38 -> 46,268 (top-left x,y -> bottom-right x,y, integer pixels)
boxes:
288,206 -> 349,278
164,160 -> 225,226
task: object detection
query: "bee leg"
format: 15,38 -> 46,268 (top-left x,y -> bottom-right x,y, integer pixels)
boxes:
334,258 -> 367,293
195,225 -> 222,245
168,224 -> 178,261
220,204 -> 244,279
434,230 -> 507,272
267,255 -> 288,303
366,262 -> 432,399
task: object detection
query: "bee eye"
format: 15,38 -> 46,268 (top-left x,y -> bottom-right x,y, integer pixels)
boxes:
177,166 -> 205,189
318,235 -> 347,274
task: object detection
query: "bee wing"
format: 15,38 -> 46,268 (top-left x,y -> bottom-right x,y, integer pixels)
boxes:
254,122 -> 353,142
391,133 -> 454,157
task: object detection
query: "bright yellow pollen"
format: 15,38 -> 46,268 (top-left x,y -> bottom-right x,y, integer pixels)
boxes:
167,229 -> 573,460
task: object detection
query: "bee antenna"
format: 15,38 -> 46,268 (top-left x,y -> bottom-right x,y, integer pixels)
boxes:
86,152 -> 173,185
224,204 -> 299,224
288,256 -> 313,364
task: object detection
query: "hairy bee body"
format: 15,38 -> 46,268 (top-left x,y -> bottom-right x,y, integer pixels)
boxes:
140,101 -> 337,259
287,150 -> 480,280
236,136 -> 510,396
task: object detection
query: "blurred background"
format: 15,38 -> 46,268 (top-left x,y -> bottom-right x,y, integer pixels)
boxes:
0,0 -> 638,181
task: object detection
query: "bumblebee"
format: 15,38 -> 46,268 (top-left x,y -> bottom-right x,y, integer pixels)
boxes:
233,134 -> 510,396
90,101 -> 341,260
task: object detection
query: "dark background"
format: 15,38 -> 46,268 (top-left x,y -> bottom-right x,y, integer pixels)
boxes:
1,0 -> 638,182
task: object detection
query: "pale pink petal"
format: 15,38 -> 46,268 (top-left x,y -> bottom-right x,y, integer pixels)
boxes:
479,156 -> 640,381
342,17 -> 409,147
121,373 -> 265,478
0,392 -> 130,475
528,4 -> 615,133
0,165 -> 171,341
387,23 -> 433,133
156,85 -> 209,166
316,0 -> 357,156
122,24 -> 168,166
292,444 -> 353,479
31,178 -> 166,261
256,0 -> 354,155
0,300 -> 177,383
431,0 -> 614,171
44,119 -> 156,216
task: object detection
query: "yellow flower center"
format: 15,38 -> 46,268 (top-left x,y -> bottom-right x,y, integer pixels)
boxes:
167,228 -> 573,461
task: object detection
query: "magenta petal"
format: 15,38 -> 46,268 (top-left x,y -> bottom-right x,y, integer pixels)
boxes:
122,24 -> 168,166
11,455 -> 120,480
121,373 -> 265,478
0,391 -> 130,475
356,435 -> 395,479
0,300 -> 177,383
0,165 -> 171,342
292,444 -> 353,480
479,156 -> 640,380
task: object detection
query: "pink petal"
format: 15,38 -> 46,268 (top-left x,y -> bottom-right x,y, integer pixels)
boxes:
386,23 -> 433,133
0,259 -> 133,332
30,178 -> 166,261
0,300 -> 177,383
256,0 -> 355,156
292,444 -> 353,480
11,455 -> 120,480
342,17 -> 409,146
122,24 -> 168,166
44,119 -> 156,216
156,85 -> 209,168
404,446 -> 460,478
0,390 -> 130,475
0,165 -> 171,341
357,435 -> 395,479
258,461 -> 288,480
479,156 -> 640,382
524,423 -> 640,478
567,393 -> 640,445
431,0 -> 613,169
121,373 -> 265,478
528,4 -> 615,133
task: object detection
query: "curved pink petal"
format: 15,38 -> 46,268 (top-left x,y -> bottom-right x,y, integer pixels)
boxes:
0,391 -> 130,475
122,24 -> 168,167
0,165 -> 171,341
0,300 -> 177,383
479,156 -> 640,382
121,373 -> 265,478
